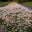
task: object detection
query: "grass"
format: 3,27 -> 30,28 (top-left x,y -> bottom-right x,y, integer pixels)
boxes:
0,2 -> 19,7
22,2 -> 32,7
0,2 -> 9,7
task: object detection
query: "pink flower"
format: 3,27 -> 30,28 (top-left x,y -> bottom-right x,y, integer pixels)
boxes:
2,16 -> 9,21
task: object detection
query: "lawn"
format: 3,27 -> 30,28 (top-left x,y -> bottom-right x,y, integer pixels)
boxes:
22,2 -> 32,7
0,2 -> 9,7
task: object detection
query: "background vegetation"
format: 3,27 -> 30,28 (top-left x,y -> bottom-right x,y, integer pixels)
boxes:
0,2 -> 9,7
0,0 -> 32,7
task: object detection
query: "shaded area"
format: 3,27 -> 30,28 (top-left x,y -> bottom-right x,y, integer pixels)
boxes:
28,7 -> 32,10
0,27 -> 6,32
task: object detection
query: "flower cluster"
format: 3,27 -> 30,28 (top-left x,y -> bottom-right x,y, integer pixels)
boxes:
0,4 -> 32,32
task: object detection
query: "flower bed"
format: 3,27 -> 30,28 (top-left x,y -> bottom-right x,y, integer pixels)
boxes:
0,4 -> 32,32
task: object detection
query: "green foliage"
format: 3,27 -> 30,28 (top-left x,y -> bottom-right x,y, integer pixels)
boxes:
17,0 -> 32,4
7,25 -> 13,32
0,18 -> 4,25
22,2 -> 32,7
0,2 -> 9,7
